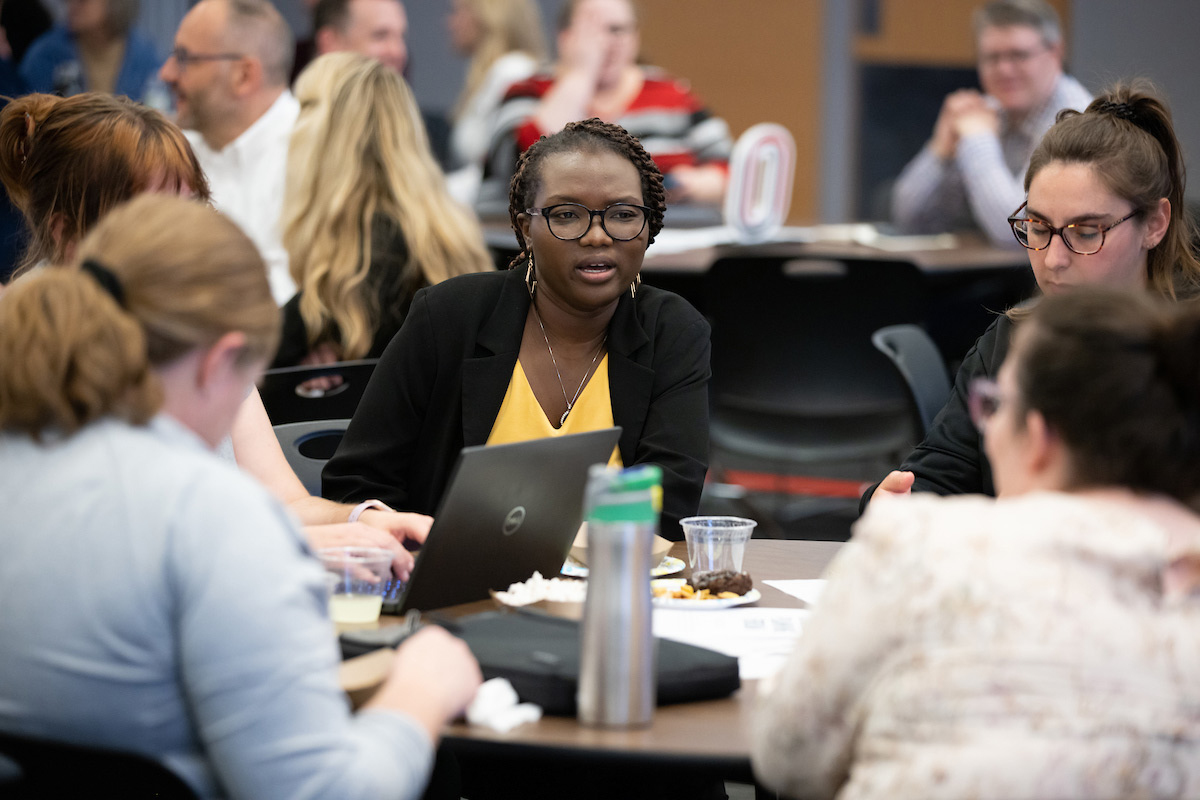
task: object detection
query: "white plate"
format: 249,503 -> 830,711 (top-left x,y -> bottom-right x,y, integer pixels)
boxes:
560,555 -> 685,579
652,588 -> 761,610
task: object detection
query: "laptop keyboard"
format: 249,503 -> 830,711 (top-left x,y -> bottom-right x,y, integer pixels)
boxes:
380,578 -> 406,613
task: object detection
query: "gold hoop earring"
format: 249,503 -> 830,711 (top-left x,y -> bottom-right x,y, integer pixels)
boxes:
525,255 -> 537,298
630,273 -> 641,299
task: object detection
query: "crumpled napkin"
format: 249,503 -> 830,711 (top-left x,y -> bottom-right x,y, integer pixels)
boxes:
466,677 -> 542,733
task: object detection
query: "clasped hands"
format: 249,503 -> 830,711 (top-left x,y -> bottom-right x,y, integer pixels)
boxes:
931,89 -> 1001,161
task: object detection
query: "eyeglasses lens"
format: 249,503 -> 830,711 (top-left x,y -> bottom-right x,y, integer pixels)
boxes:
1012,220 -> 1104,255
547,204 -> 646,241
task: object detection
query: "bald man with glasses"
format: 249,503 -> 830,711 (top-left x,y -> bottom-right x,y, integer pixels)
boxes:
160,0 -> 299,303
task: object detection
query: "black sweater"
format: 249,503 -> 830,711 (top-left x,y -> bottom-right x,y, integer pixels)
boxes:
861,315 -> 1014,510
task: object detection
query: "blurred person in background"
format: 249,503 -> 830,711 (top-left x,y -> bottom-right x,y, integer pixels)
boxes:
20,0 -> 161,103
274,52 -> 492,369
311,0 -> 407,74
159,0 -> 299,303
481,0 -> 731,212
891,0 -> 1091,246
443,0 -> 546,204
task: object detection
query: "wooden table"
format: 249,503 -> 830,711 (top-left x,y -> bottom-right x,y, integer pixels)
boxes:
340,539 -> 843,781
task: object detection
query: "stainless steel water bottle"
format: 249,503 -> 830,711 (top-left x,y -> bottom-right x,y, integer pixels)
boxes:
577,464 -> 661,728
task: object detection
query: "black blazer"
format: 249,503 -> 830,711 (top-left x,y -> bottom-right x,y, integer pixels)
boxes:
322,268 -> 711,539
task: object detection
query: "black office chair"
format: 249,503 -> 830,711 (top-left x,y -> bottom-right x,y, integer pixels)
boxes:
703,255 -> 926,533
258,359 -> 379,425
872,323 -> 951,438
0,729 -> 198,798
273,419 -> 350,496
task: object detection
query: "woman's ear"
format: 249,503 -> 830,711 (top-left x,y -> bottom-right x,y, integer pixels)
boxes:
1143,197 -> 1171,250
517,212 -> 532,243
1023,409 -> 1071,486
196,330 -> 248,392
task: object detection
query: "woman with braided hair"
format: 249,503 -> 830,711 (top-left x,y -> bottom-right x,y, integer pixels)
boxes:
324,117 -> 711,538
864,80 -> 1200,506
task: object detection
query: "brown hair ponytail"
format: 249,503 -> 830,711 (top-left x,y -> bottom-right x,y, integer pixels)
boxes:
0,268 -> 159,439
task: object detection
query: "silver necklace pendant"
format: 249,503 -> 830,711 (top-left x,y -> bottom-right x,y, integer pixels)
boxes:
531,301 -> 606,429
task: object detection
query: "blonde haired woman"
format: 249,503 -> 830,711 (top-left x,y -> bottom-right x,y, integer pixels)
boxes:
445,0 -> 547,202
0,194 -> 481,799
275,51 -> 493,368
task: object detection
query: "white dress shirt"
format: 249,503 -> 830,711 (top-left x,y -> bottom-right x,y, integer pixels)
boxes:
186,91 -> 300,304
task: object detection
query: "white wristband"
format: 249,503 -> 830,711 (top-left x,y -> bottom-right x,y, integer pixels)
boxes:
349,499 -> 392,523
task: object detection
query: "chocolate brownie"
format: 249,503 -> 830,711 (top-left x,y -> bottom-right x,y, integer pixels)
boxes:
692,569 -> 753,595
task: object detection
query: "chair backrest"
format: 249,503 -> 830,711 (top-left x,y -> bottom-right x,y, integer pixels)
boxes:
706,255 -> 925,419
702,255 -> 927,484
0,729 -> 198,798
257,359 -> 379,425
872,323 -> 952,438
274,419 -> 351,496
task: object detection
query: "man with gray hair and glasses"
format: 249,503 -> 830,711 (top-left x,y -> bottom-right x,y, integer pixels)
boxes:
891,0 -> 1091,247
159,0 -> 299,303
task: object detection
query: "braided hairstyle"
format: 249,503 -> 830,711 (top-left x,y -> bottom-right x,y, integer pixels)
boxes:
506,117 -> 665,270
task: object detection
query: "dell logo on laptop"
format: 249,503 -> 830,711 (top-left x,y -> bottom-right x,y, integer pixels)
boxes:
502,506 -> 526,536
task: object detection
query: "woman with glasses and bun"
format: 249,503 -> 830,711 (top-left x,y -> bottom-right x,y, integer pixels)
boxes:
0,194 -> 481,800
863,80 -> 1200,506
756,285 -> 1200,799
323,118 -> 711,539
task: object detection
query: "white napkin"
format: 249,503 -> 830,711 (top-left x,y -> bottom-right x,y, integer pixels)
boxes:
465,677 -> 542,733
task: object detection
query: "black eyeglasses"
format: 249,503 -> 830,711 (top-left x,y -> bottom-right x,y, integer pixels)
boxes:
168,47 -> 244,70
525,203 -> 650,242
1007,201 -> 1138,256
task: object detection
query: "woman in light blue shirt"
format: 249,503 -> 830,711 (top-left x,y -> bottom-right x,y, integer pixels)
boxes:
0,194 -> 481,800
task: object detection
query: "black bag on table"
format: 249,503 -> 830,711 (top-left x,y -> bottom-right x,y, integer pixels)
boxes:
449,610 -> 741,716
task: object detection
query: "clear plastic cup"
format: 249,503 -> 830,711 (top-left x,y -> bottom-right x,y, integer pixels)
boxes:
317,546 -> 393,623
679,516 -> 756,574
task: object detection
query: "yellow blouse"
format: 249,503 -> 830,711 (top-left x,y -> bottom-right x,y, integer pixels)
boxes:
486,356 -> 623,467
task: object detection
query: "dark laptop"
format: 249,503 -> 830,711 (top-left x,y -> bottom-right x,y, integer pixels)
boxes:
380,427 -> 622,614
